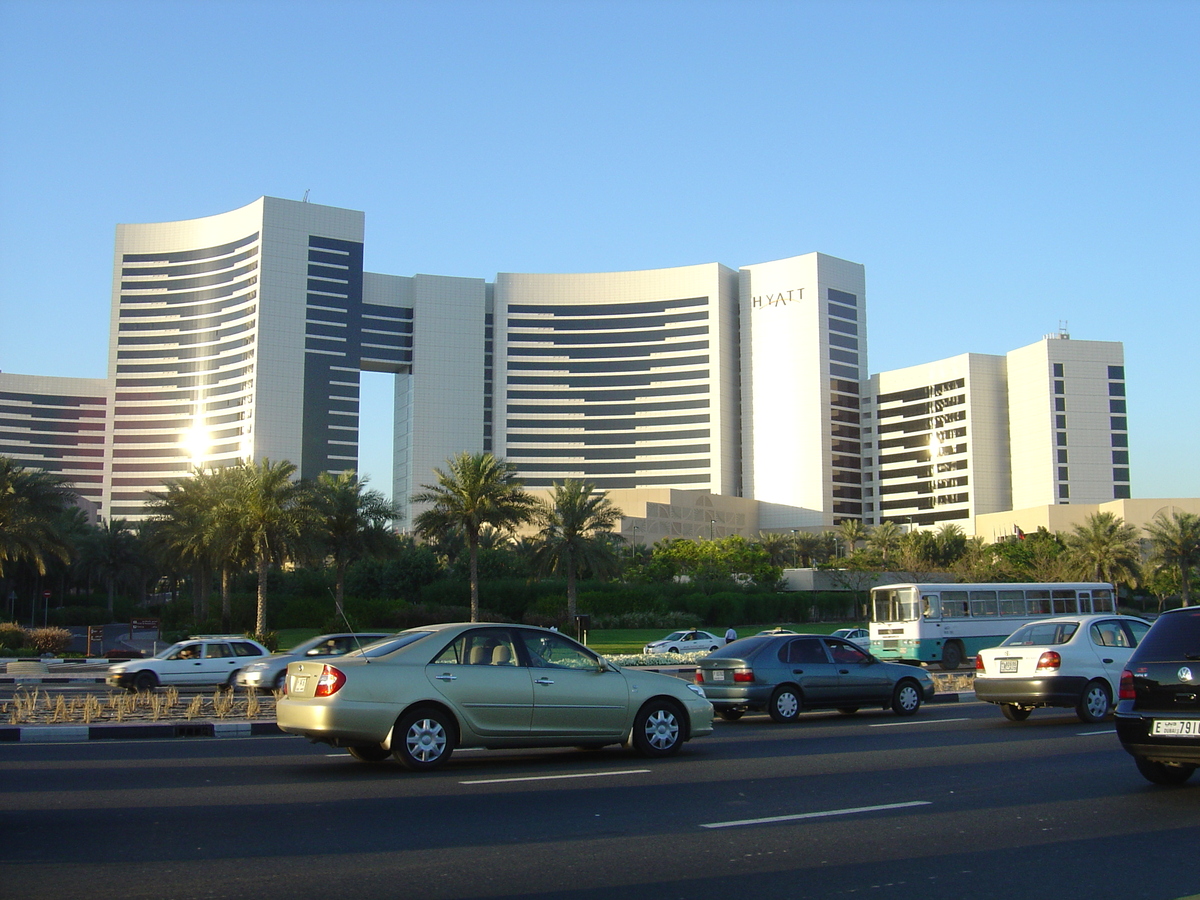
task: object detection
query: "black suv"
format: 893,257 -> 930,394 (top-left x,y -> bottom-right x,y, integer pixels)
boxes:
1115,607 -> 1200,785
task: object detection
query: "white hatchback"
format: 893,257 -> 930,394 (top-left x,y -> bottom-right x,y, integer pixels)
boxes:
975,614 -> 1151,722
107,637 -> 271,691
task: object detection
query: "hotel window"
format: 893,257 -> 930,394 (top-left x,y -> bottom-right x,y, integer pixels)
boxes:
1111,416 -> 1127,430
1053,363 -> 1064,377
1114,485 -> 1131,499
1108,365 -> 1125,379
1112,450 -> 1129,464
1057,449 -> 1068,464
1109,382 -> 1125,396
1059,484 -> 1070,499
1054,380 -> 1065,394
1113,468 -> 1130,482
1057,432 -> 1067,446
1055,397 -> 1066,411
1058,467 -> 1069,481
1056,415 -> 1067,429
1110,399 -> 1126,413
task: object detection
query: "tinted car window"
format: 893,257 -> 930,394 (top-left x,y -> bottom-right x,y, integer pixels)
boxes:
1130,609 -> 1200,660
357,631 -> 434,659
826,639 -> 869,664
231,641 -> 262,657
782,638 -> 828,665
207,642 -> 233,658
1003,622 -> 1079,646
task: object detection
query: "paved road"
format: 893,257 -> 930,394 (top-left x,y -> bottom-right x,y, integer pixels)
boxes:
2,702 -> 1198,900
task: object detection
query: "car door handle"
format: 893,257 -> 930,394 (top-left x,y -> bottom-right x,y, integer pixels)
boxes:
1102,658 -> 1114,664
792,669 -> 804,674
434,673 -> 456,682
839,669 -> 850,675
535,677 -> 555,685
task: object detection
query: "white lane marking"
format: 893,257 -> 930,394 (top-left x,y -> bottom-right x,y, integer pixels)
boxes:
462,768 -> 651,785
701,800 -> 931,829
870,717 -> 968,727
1078,729 -> 1117,736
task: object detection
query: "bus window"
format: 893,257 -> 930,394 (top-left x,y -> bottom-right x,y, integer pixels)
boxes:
872,588 -> 919,623
970,591 -> 998,617
1052,589 -> 1077,614
1092,589 -> 1115,613
1026,590 -> 1051,615
999,590 -> 1026,616
922,594 -> 941,619
1078,592 -> 1092,613
941,591 -> 969,618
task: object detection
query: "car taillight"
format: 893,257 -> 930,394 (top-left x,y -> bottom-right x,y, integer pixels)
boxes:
695,669 -> 704,683
975,655 -> 985,673
1119,669 -> 1136,701
733,668 -> 754,683
1036,651 -> 1061,672
314,665 -> 346,697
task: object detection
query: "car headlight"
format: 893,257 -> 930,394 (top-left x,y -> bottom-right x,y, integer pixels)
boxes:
243,661 -> 269,672
109,666 -> 126,675
686,683 -> 707,699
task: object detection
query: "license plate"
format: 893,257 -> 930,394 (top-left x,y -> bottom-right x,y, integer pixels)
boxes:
711,670 -> 725,681
999,659 -> 1019,674
1152,719 -> 1200,737
291,676 -> 307,693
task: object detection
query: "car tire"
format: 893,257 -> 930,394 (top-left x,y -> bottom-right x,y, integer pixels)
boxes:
392,707 -> 456,771
348,744 -> 392,763
221,673 -> 238,692
1134,757 -> 1196,786
630,699 -> 685,757
667,647 -> 679,654
768,686 -> 801,723
1001,703 -> 1033,722
273,671 -> 287,692
1076,679 -> 1112,723
133,671 -> 157,693
941,642 -> 963,670
718,708 -> 745,721
891,680 -> 922,716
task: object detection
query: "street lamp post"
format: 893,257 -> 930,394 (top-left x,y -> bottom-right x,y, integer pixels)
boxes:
710,519 -> 716,541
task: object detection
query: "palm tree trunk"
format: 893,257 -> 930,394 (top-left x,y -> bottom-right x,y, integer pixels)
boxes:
565,546 -> 577,625
468,536 -> 480,623
255,555 -> 269,637
335,561 -> 346,618
220,566 -> 232,632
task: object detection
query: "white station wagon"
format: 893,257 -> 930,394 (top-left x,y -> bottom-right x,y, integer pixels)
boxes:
108,637 -> 271,691
974,614 -> 1151,722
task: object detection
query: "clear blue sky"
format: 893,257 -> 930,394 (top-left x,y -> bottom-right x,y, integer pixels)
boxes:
1,0 -> 1196,500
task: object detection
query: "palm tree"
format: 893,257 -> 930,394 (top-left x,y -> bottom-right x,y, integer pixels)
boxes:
221,459 -> 315,637
868,521 -> 903,565
531,480 -> 623,625
934,523 -> 968,567
1063,512 -> 1141,590
0,456 -> 76,578
314,470 -> 397,617
1144,510 -> 1200,607
838,520 -> 869,557
755,532 -> 795,568
792,531 -> 822,567
146,469 -> 222,622
77,518 -> 142,613
412,452 -> 537,622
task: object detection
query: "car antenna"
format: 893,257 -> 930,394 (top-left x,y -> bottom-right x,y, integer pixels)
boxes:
329,588 -> 370,664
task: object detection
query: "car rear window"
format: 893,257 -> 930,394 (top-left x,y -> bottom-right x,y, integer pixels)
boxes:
1002,622 -> 1078,646
352,631 -> 434,658
1131,610 -> 1200,661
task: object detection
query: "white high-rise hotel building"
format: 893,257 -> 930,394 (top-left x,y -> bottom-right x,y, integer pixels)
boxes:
0,196 -> 1129,534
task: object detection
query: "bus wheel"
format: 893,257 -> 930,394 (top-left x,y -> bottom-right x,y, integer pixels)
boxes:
940,642 -> 963,670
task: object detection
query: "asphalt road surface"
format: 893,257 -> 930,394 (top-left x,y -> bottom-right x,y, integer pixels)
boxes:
2,701 -> 1198,900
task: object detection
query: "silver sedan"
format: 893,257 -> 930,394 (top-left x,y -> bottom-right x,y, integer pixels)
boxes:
236,633 -> 389,692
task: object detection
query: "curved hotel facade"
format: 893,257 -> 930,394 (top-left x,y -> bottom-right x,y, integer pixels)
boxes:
85,196 -> 868,531
0,196 -> 1133,537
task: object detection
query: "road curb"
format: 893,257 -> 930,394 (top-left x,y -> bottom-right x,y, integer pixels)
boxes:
0,721 -> 284,742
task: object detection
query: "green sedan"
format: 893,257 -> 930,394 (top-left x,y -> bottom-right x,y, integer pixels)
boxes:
277,622 -> 714,770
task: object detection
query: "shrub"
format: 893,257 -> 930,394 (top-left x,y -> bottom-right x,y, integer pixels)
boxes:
0,622 -> 27,651
27,626 -> 73,655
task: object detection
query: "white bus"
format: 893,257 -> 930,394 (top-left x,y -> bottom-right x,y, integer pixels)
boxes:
868,582 -> 1117,670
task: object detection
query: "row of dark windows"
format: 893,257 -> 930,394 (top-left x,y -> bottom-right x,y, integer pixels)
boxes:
0,415 -> 104,433
120,280 -> 256,308
507,296 -> 708,318
121,261 -> 258,294
507,398 -> 710,415
877,378 -> 965,406
508,370 -> 710,389
507,429 -> 711,446
828,289 -> 857,307
506,310 -> 707,331
0,445 -> 103,461
508,341 -> 709,360
122,246 -> 258,279
522,473 -> 711,490
116,354 -> 253,375
118,335 -> 252,361
0,394 -> 106,409
508,386 -> 709,402
505,414 -> 710,430
118,321 -> 253,347
509,355 -> 708,375
507,325 -> 709,345
122,232 -> 258,265
508,443 -> 711,459
516,460 -> 710,475
829,301 -> 857,321
118,303 -> 255,332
